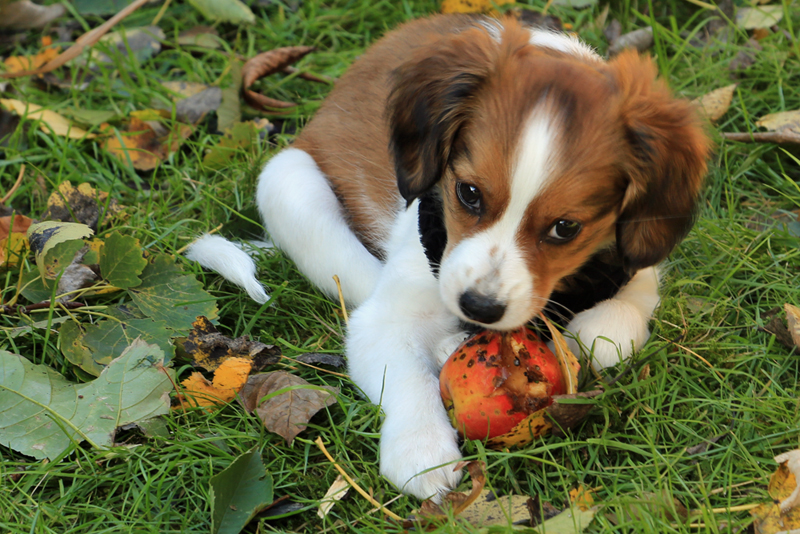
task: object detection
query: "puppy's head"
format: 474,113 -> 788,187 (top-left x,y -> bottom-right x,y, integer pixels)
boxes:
388,19 -> 710,330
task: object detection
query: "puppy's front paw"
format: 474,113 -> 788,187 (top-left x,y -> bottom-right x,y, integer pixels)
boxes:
565,299 -> 650,370
379,413 -> 463,502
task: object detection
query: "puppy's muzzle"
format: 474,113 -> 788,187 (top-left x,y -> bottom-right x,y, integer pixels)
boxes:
458,290 -> 506,324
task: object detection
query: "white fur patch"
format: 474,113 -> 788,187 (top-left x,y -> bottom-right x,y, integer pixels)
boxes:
257,148 -> 383,306
438,105 -> 561,329
185,235 -> 270,304
528,29 -> 600,61
565,266 -> 661,369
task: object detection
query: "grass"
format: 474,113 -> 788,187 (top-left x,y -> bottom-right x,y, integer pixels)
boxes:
1,0 -> 799,532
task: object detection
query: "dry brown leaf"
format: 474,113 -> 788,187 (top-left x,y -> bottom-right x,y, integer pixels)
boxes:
43,182 -> 124,231
177,316 -> 281,372
0,99 -> 96,139
317,474 -> 350,519
786,304 -> 800,351
0,0 -> 65,30
751,452 -> 800,533
241,46 -> 314,111
178,357 -> 252,408
238,371 -> 338,443
693,84 -> 737,123
416,462 -> 487,521
441,0 -> 514,14
0,0 -> 148,79
756,110 -> 800,135
103,115 -> 193,171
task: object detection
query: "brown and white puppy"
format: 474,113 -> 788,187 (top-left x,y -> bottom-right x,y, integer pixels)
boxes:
189,14 -> 709,500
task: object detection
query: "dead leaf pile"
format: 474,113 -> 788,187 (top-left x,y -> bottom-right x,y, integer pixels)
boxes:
177,316 -> 281,372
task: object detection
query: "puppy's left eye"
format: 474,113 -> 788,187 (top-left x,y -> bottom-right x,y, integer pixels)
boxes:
547,220 -> 581,242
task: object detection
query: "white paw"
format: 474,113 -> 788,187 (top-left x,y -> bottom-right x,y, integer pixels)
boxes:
565,299 -> 651,370
379,412 -> 463,501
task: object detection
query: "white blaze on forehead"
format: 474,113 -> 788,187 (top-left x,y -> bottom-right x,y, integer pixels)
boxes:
528,30 -> 601,61
437,106 -> 562,329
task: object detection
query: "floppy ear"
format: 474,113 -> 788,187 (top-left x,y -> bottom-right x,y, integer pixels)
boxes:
612,50 -> 711,272
388,24 -> 499,203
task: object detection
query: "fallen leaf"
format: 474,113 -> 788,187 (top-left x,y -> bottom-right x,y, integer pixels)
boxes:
546,390 -> 604,437
177,316 -> 281,372
82,25 -> 165,67
129,253 -> 219,327
103,115 -> 193,171
187,0 -> 256,24
27,220 -> 93,280
176,87 -> 222,125
533,508 -> 596,533
0,214 -> 32,268
606,490 -> 688,525
0,0 -> 65,30
693,84 -> 737,123
456,490 -> 531,526
203,121 -> 261,169
786,304 -> 800,351
0,99 -> 96,139
736,5 -> 783,30
179,357 -> 252,408
242,47 -> 314,111
417,461 -> 487,520
178,26 -> 222,49
238,371 -> 338,443
608,27 -> 654,56
56,262 -> 98,299
99,232 -> 146,289
751,451 -> 800,533
440,0 -> 513,13
0,339 -> 172,460
43,181 -> 124,230
60,108 -> 120,127
4,39 -> 60,73
317,475 -> 350,519
570,485 -> 595,512
756,109 -> 800,135
210,448 -> 274,534
729,38 -> 762,72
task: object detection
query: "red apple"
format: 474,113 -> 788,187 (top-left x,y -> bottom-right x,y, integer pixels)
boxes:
439,327 -> 566,441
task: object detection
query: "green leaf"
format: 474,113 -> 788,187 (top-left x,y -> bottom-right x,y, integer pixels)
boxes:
216,60 -> 242,132
73,0 -> 133,16
20,269 -> 55,303
210,448 -> 273,534
99,232 -> 146,289
0,340 -> 172,460
203,121 -> 258,170
27,221 -> 93,279
187,0 -> 256,24
129,254 -> 218,330
60,316 -> 174,376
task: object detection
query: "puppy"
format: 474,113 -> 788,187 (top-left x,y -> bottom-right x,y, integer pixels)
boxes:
190,14 -> 709,500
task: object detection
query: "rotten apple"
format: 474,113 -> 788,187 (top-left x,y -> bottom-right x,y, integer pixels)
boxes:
439,327 -> 566,441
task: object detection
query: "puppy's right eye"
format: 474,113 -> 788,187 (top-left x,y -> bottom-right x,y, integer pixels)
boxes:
456,182 -> 482,214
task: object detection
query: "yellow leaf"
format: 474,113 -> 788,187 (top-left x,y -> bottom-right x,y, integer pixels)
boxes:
178,357 -> 252,408
786,304 -> 800,351
751,453 -> 800,533
441,0 -> 514,14
693,84 -> 737,123
0,99 -> 96,139
570,485 -> 595,511
756,109 -> 800,134
485,408 -> 552,449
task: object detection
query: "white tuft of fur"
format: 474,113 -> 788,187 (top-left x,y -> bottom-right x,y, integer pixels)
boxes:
185,234 -> 270,304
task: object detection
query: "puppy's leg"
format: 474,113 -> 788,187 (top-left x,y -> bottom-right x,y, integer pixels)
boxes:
564,266 -> 660,369
257,148 -> 382,306
347,204 -> 463,502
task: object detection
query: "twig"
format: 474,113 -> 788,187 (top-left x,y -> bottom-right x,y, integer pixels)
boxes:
332,275 -> 349,326
722,131 -> 800,145
1,164 -> 25,204
280,355 -> 349,379
314,436 -> 402,521
282,66 -> 333,84
0,301 -> 85,315
0,0 -> 150,79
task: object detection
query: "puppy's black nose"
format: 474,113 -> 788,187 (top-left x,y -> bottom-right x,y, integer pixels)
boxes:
458,291 -> 506,324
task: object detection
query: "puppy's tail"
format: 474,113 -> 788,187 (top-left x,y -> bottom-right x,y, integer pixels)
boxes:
184,234 -> 270,304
